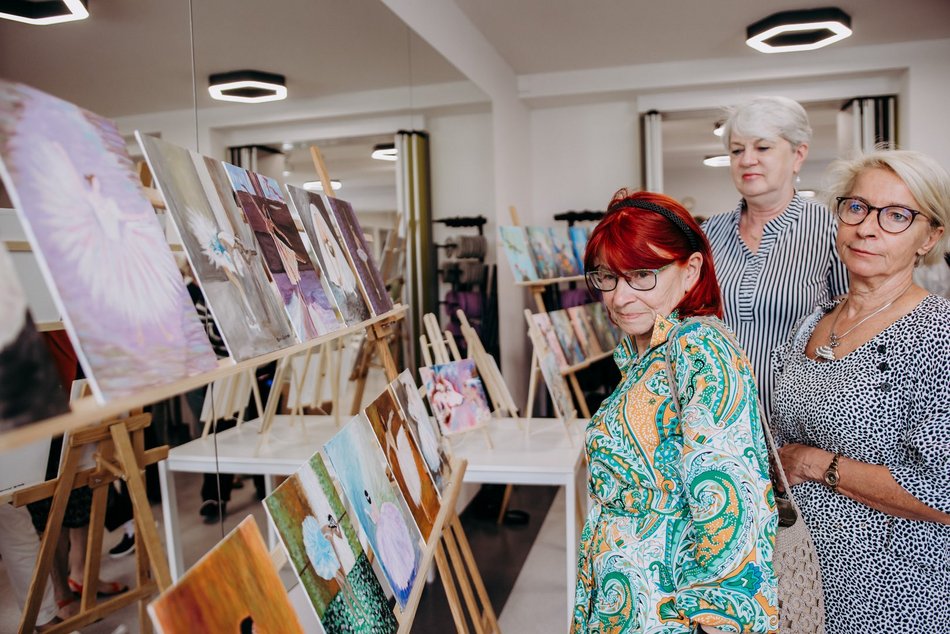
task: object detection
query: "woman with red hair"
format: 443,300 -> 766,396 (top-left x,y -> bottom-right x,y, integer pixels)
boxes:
572,190 -> 778,633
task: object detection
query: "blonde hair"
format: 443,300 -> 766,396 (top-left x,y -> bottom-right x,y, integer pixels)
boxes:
823,149 -> 950,265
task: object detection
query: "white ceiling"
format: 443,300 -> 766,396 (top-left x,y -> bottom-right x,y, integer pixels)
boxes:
2,0 -> 948,213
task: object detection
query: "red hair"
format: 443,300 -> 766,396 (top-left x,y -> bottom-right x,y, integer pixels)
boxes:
584,189 -> 722,318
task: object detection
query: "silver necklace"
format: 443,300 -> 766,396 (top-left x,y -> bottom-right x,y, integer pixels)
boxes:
815,285 -> 913,361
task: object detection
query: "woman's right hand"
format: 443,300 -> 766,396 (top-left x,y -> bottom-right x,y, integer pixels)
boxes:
778,443 -> 831,486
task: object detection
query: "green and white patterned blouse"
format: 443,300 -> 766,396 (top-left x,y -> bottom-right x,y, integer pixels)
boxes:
572,314 -> 778,633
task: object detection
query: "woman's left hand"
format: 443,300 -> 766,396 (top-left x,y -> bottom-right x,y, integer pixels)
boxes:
777,443 -> 832,487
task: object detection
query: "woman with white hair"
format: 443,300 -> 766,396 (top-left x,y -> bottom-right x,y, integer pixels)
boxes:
703,96 -> 848,416
772,149 -> 950,632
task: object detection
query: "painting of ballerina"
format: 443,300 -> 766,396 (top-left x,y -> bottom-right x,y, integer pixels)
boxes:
390,370 -> 451,494
324,414 -> 423,609
0,247 -> 63,494
264,453 -> 397,633
365,387 -> 441,540
148,516 -> 304,634
286,185 -> 371,325
137,134 -> 296,360
418,359 -> 492,436
314,194 -> 393,316
0,80 -> 217,402
222,163 -> 344,341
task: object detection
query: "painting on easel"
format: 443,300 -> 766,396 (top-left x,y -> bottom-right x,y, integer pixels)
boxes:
0,246 -> 62,494
549,227 -> 581,277
324,414 -> 423,609
365,387 -> 441,540
148,516 -> 304,634
316,194 -> 393,316
498,225 -> 539,283
264,453 -> 397,633
528,325 -> 576,421
137,133 -> 296,360
569,225 -> 591,273
530,312 -> 569,368
586,302 -> 621,351
390,370 -> 451,494
567,305 -> 603,357
525,226 -> 559,279
418,359 -> 492,436
0,80 -> 218,403
285,185 -> 371,325
548,309 -> 585,366
222,163 -> 344,340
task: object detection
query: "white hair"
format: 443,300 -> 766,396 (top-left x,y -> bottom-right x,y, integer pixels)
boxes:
722,96 -> 812,149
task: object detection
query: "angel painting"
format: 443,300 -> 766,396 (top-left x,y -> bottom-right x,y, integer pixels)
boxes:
365,388 -> 440,539
286,185 -> 371,325
390,370 -> 450,494
0,80 -> 217,402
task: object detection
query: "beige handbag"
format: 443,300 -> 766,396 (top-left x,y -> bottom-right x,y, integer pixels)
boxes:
663,317 -> 825,633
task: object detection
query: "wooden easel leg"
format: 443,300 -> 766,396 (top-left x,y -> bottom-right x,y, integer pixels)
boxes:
110,423 -> 171,591
442,523 -> 486,634
18,449 -> 82,633
136,515 -> 153,634
435,543 -> 469,634
79,482 -> 109,612
450,516 -> 500,632
495,484 -> 514,526
524,353 -> 540,419
567,372 -> 591,418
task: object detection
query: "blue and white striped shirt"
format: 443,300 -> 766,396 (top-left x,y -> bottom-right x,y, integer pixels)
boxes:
702,194 -> 849,418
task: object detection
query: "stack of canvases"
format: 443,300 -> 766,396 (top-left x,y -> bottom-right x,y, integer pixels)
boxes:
149,369 -> 457,633
498,223 -> 592,283
0,78 -> 393,413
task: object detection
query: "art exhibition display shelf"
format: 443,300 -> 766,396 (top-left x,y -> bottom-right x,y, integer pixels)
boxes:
0,305 -> 408,453
513,274 -> 585,287
159,414 -> 588,620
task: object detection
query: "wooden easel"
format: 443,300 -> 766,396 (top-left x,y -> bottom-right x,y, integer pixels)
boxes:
12,413 -> 170,634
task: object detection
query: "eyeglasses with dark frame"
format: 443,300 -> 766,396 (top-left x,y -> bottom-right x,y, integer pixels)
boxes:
835,196 -> 926,234
585,263 -> 675,292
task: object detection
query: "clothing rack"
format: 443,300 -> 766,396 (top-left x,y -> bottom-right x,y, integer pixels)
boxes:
433,215 -> 498,361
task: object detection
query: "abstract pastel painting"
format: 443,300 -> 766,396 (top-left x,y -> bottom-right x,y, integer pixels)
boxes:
317,194 -> 393,316
497,226 -> 538,283
548,309 -> 585,366
528,325 -> 577,421
365,387 -> 441,540
586,302 -> 620,351
567,305 -> 603,357
525,226 -> 560,279
0,246 -> 62,494
0,80 -> 218,402
138,133 -> 296,360
530,311 -> 569,369
324,414 -> 423,609
285,185 -> 370,325
568,225 -> 591,273
418,359 -> 492,436
264,453 -> 397,633
148,516 -> 304,634
390,370 -> 451,494
549,227 -> 581,277
222,163 -> 344,340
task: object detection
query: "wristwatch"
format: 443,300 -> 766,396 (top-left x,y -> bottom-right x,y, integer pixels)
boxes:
823,452 -> 843,493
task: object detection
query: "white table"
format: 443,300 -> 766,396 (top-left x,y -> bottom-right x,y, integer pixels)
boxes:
158,415 -> 587,621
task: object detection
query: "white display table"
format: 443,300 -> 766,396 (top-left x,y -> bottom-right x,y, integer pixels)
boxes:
158,415 -> 588,620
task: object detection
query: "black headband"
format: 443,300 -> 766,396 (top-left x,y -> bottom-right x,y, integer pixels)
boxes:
606,199 -> 703,253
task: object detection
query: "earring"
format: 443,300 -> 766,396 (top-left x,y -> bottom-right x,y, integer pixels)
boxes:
795,174 -> 801,185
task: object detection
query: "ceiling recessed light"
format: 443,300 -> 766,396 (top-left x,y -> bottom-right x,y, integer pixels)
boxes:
303,180 -> 342,192
703,155 -> 731,167
371,143 -> 398,161
208,70 -> 287,104
713,121 -> 725,137
746,7 -> 852,54
0,0 -> 88,25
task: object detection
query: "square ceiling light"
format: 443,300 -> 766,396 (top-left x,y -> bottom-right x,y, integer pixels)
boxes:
0,0 -> 88,25
746,7 -> 852,54
208,70 -> 287,104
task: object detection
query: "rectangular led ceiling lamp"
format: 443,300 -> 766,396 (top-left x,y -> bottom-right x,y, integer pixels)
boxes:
746,7 -> 852,53
208,70 -> 287,104
0,0 -> 89,25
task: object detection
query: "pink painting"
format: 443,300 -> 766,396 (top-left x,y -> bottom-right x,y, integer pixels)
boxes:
418,359 -> 492,436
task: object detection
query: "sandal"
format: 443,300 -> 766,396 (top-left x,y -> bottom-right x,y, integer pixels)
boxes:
67,577 -> 128,597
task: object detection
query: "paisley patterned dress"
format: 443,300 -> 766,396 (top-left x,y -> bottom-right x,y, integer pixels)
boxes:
572,315 -> 778,633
